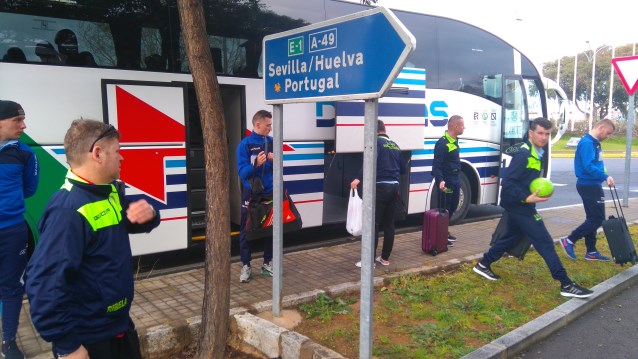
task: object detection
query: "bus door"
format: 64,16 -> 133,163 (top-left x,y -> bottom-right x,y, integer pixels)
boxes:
496,76 -> 529,203
185,83 -> 245,239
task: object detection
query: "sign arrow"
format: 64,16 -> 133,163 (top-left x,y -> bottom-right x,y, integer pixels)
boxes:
612,55 -> 638,96
263,7 -> 415,104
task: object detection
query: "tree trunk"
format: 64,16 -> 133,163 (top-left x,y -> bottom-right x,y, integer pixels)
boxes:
177,1 -> 231,358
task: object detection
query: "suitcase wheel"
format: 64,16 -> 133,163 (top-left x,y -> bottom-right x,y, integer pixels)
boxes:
431,249 -> 438,256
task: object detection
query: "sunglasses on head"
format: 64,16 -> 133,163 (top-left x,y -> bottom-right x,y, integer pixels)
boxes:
89,125 -> 117,152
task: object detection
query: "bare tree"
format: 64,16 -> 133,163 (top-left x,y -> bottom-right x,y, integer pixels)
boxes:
177,1 -> 231,358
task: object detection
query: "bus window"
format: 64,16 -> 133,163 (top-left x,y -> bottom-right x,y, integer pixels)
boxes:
524,79 -> 544,120
0,12 -> 115,67
503,78 -> 527,141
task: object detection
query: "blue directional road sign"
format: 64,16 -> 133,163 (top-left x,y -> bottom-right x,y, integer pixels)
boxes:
263,7 -> 415,104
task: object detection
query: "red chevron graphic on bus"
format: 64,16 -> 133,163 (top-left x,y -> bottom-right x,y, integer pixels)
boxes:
113,85 -> 186,203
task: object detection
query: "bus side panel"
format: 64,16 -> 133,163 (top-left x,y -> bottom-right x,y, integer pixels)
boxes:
283,142 -> 324,228
335,68 -> 426,153
408,145 -> 433,214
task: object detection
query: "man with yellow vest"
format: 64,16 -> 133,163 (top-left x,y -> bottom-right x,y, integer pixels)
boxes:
432,114 -> 464,245
473,118 -> 593,299
27,119 -> 160,359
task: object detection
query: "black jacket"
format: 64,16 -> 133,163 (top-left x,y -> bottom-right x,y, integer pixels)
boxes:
432,131 -> 461,184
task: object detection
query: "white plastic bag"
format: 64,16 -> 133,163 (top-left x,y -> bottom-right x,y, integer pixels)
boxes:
346,188 -> 363,236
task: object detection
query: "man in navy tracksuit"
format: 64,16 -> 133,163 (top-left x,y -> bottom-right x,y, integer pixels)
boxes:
26,119 -> 160,359
473,118 -> 593,298
560,119 -> 615,261
0,100 -> 38,359
351,120 -> 406,267
432,115 -> 465,244
236,110 -> 274,283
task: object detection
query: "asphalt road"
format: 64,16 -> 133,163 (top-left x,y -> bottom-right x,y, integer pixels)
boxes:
516,283 -> 638,359
539,157 -> 638,209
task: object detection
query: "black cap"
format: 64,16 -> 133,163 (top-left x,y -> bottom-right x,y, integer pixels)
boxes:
0,100 -> 25,120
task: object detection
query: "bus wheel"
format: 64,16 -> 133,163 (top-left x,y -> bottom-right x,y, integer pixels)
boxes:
450,172 -> 471,225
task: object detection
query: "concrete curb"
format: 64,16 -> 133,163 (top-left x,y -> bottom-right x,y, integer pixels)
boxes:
461,265 -> 638,359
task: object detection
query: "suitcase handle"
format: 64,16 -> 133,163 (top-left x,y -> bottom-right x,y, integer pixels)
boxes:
439,186 -> 447,214
608,184 -> 626,219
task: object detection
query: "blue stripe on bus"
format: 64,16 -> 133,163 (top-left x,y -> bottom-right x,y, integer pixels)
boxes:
337,102 -> 424,117
166,174 -> 187,185
410,158 -> 432,167
412,149 -> 434,156
284,179 -> 324,195
394,78 -> 425,86
460,147 -> 500,153
166,159 -> 186,168
52,148 -> 65,155
478,166 -> 499,178
283,153 -> 324,161
126,191 -> 187,210
283,165 -> 324,175
400,69 -> 426,75
465,155 -> 501,163
384,90 -> 425,99
287,143 -> 324,149
410,171 -> 433,184
317,119 -> 335,127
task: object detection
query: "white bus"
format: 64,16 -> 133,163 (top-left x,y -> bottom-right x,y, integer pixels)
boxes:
0,0 -> 567,256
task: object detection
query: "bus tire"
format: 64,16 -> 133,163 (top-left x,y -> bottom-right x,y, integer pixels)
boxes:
450,172 -> 471,225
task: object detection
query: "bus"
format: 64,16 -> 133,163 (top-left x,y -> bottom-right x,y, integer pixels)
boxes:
0,0 -> 567,256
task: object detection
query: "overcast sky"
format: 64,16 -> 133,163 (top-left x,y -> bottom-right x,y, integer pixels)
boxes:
371,0 -> 637,66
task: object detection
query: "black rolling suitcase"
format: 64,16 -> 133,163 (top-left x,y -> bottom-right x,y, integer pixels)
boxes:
489,212 -> 531,260
602,185 -> 637,265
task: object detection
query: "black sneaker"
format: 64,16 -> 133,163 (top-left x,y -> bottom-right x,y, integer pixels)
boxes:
473,263 -> 500,281
560,282 -> 594,299
448,233 -> 457,241
447,240 -> 454,247
1,339 -> 24,359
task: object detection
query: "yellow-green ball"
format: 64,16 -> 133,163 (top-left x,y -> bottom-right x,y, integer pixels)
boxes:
530,177 -> 554,198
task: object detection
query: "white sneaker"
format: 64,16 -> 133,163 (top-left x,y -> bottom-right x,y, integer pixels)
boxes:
261,262 -> 273,276
355,261 -> 376,268
239,265 -> 252,283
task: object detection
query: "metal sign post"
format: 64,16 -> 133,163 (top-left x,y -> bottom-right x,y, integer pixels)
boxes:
611,55 -> 638,206
359,99 -> 378,358
272,104 -> 284,316
624,94 -> 634,207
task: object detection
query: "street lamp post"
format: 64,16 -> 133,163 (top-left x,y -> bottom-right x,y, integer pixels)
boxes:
589,49 -> 596,130
585,42 -> 610,130
609,46 -> 615,117
571,53 -> 578,131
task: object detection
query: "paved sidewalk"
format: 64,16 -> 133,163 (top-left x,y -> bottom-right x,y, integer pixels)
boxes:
11,199 -> 638,358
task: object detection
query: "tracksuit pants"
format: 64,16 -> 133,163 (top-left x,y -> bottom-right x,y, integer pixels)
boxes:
568,184 -> 605,253
374,183 -> 399,261
0,221 -> 28,341
437,181 -> 460,219
53,320 -> 142,359
480,210 -> 571,286
239,187 -> 273,266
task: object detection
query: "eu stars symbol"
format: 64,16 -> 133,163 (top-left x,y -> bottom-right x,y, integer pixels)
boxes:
275,83 -> 281,92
